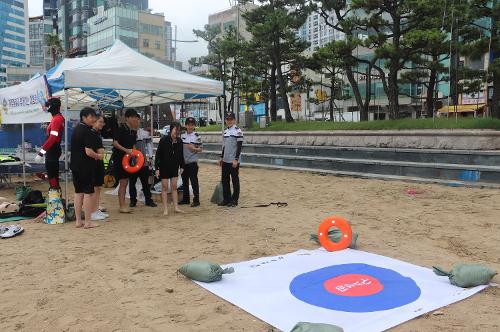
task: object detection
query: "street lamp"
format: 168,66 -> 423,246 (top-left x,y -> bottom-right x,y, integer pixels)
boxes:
171,25 -> 199,70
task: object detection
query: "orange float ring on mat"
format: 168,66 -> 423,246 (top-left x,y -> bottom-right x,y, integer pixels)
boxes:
122,150 -> 145,174
318,216 -> 353,252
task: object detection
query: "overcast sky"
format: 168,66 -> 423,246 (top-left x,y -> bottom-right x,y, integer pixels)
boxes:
28,0 -> 234,62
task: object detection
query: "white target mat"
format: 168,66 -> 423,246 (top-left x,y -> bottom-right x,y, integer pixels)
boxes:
194,248 -> 489,332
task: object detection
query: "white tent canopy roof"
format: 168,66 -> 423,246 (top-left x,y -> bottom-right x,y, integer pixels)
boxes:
46,40 -> 222,109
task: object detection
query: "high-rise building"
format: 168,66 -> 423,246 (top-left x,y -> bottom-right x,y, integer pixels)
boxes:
43,0 -> 58,33
297,11 -> 345,53
164,20 -> 174,62
58,0 -> 148,58
58,0 -> 97,57
86,5 -> 139,55
0,0 -> 29,87
208,2 -> 258,41
100,0 -> 147,10
29,16 -> 45,67
138,10 -> 165,60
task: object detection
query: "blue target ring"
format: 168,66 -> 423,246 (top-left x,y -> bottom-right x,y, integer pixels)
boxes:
289,263 -> 421,312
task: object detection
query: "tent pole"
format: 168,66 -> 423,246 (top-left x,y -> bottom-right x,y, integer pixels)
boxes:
156,105 -> 160,132
64,88 -> 69,208
22,123 -> 26,186
150,93 -> 154,133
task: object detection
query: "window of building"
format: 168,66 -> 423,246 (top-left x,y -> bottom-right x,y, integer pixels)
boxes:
155,40 -> 161,49
143,39 -> 149,48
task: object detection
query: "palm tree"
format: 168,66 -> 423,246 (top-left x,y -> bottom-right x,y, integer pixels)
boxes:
45,34 -> 64,67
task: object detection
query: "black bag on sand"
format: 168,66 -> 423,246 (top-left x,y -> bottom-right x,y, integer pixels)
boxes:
21,190 -> 44,205
18,190 -> 46,217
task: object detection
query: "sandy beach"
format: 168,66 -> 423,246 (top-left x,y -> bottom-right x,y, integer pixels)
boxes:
0,164 -> 498,331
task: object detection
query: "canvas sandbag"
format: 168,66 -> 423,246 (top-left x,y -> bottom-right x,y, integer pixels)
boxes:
291,322 -> 344,332
310,229 -> 359,249
179,260 -> 234,283
210,182 -> 224,205
433,264 -> 497,288
64,203 -> 76,222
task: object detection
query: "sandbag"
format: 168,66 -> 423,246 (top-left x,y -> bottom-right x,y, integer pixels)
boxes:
45,189 -> 65,224
210,182 -> 224,205
179,260 -> 234,283
16,186 -> 32,202
310,229 -> 359,249
433,264 -> 497,288
291,322 -> 344,332
64,203 -> 76,222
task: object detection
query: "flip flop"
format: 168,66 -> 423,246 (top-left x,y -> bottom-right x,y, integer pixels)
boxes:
0,225 -> 8,235
0,225 -> 24,239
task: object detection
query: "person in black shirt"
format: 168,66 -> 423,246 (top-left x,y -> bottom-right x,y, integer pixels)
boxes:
90,114 -> 109,221
112,109 -> 140,213
155,122 -> 184,215
70,107 -> 103,229
129,127 -> 156,208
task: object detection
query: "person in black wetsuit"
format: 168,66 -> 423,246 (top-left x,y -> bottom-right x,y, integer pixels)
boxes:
155,122 -> 184,216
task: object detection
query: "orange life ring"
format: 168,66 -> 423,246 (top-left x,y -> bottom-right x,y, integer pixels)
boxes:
122,150 -> 145,174
317,216 -> 353,252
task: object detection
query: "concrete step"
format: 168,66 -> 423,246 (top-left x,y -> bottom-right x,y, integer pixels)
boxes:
199,151 -> 500,184
200,159 -> 500,189
201,143 -> 500,166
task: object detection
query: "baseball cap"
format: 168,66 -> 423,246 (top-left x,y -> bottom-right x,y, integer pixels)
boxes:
225,112 -> 235,120
185,117 -> 196,125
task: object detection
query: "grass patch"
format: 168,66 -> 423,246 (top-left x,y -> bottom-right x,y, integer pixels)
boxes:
197,118 -> 500,132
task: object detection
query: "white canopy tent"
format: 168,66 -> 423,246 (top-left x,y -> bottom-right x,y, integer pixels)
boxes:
44,40 -> 223,204
46,40 -> 223,108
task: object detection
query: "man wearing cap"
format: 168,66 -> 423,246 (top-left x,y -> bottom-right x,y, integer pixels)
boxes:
218,112 -> 243,207
35,97 -> 65,189
179,117 -> 202,207
112,108 -> 140,213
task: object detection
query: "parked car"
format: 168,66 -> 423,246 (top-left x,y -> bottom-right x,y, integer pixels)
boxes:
158,125 -> 170,137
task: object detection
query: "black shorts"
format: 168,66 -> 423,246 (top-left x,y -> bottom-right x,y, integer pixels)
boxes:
113,155 -> 130,180
72,171 -> 95,194
94,161 -> 104,187
160,169 -> 178,179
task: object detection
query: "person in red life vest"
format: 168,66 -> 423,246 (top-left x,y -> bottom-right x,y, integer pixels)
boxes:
35,97 -> 65,189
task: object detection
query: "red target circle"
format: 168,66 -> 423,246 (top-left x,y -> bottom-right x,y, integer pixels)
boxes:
324,274 -> 384,297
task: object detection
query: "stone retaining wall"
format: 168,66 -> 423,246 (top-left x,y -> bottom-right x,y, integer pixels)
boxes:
200,130 -> 500,150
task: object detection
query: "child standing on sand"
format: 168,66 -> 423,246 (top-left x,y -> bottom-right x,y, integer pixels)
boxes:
155,122 -> 184,215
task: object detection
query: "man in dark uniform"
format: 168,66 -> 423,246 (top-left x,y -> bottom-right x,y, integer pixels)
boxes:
35,97 -> 65,189
112,109 -> 140,213
70,107 -> 102,229
218,112 -> 243,207
179,117 -> 202,207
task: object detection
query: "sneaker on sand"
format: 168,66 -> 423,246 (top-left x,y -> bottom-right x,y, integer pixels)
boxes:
91,212 -> 106,221
97,210 -> 109,218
